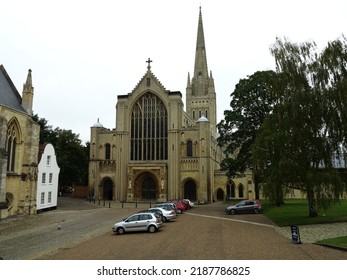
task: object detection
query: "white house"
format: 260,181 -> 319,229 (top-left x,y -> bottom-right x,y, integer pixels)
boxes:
36,143 -> 60,211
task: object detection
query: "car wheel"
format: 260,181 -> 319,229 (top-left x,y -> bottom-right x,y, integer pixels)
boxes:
148,225 -> 156,233
254,208 -> 260,214
117,227 -> 125,234
163,216 -> 167,222
230,209 -> 236,215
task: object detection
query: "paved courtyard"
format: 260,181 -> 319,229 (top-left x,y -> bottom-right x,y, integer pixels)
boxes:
0,197 -> 347,260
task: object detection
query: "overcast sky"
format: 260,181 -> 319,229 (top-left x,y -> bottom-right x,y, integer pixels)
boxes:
1,0 -> 346,143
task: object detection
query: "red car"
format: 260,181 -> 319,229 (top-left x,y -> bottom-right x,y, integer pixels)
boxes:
167,199 -> 185,213
180,199 -> 190,210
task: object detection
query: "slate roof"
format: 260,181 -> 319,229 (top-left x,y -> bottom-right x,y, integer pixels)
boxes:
0,65 -> 26,113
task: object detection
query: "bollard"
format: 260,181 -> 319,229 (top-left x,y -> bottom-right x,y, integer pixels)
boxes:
109,202 -> 111,208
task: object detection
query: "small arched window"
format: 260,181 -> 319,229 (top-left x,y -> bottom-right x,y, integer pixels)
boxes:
105,143 -> 111,160
187,140 -> 193,157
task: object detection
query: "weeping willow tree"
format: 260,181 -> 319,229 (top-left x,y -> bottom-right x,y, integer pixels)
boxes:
253,36 -> 347,217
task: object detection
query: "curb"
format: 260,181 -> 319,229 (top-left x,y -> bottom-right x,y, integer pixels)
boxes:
315,243 -> 347,252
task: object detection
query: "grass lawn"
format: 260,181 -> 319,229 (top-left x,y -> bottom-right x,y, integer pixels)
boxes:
261,198 -> 347,248
317,236 -> 347,248
261,199 -> 347,227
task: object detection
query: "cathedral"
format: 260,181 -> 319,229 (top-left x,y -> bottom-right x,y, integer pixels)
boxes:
89,7 -> 255,203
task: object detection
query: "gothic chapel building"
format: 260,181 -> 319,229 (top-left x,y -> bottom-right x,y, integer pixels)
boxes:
89,8 -> 255,203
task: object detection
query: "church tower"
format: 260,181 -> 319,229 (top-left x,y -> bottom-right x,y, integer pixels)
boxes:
186,7 -> 217,135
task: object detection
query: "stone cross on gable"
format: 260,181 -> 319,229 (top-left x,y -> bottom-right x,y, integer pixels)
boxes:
146,58 -> 153,70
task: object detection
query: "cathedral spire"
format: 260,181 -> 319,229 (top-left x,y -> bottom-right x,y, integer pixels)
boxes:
22,69 -> 34,116
193,6 -> 208,79
186,6 -> 217,135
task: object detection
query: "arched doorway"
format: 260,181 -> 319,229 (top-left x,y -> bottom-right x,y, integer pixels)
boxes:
141,176 -> 157,200
184,180 -> 197,201
216,188 -> 224,201
103,178 -> 113,200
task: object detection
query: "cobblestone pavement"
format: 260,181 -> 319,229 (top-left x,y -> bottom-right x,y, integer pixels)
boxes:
275,222 -> 347,244
1,197 -> 347,260
0,198 -> 136,260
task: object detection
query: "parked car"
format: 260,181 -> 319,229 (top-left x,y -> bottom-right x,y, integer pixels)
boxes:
166,200 -> 185,213
149,207 -> 177,222
183,199 -> 194,208
156,203 -> 179,214
138,209 -> 164,222
112,212 -> 162,234
225,200 -> 263,215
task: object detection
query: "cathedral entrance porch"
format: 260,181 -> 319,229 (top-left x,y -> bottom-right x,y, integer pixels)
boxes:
127,164 -> 167,202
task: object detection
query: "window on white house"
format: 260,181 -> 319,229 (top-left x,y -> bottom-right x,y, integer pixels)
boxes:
49,173 -> 53,184
41,192 -> 45,204
42,173 -> 46,184
47,155 -> 51,165
48,192 -> 52,203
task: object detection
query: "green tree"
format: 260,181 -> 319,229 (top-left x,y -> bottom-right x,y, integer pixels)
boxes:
32,115 -> 89,188
217,70 -> 278,199
32,114 -> 58,144
254,36 -> 347,216
54,128 -> 89,187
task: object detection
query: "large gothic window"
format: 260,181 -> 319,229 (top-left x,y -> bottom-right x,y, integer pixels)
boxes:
130,92 -> 168,161
6,121 -> 18,172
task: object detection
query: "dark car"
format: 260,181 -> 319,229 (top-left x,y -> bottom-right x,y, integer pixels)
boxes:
225,200 -> 263,215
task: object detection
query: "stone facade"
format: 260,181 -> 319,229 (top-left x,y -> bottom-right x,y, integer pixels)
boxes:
0,65 -> 40,218
89,8 -> 256,203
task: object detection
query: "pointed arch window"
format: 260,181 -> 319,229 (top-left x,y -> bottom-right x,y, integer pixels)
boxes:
187,140 -> 193,157
226,180 -> 235,199
6,122 -> 19,172
130,92 -> 168,161
238,184 -> 244,198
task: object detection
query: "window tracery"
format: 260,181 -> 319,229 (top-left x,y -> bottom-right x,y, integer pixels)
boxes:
130,92 -> 168,160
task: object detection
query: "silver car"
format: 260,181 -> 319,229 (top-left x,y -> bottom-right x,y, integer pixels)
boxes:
112,212 -> 162,234
149,207 -> 177,222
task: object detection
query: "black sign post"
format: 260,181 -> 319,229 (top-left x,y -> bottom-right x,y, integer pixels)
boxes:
290,225 -> 301,244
